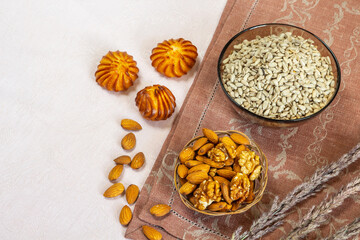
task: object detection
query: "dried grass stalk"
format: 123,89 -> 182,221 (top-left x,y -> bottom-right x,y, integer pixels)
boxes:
324,217 -> 360,240
285,176 -> 360,239
232,143 -> 360,240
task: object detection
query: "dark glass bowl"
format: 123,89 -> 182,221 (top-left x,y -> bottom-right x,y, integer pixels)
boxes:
217,23 -> 341,127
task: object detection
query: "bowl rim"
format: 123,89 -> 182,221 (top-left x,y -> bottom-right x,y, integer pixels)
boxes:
217,23 -> 341,123
174,130 -> 268,216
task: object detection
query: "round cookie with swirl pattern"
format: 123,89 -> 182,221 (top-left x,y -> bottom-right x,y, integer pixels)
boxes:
135,85 -> 176,121
150,38 -> 198,78
95,51 -> 139,91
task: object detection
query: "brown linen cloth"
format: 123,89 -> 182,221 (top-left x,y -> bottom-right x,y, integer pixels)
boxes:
126,0 -> 360,239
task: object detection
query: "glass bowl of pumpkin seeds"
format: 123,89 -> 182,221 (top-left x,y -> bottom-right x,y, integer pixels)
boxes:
218,23 -> 341,127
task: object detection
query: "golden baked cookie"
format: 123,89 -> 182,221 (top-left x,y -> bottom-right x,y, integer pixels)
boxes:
95,51 -> 139,91
135,85 -> 176,121
150,38 -> 198,78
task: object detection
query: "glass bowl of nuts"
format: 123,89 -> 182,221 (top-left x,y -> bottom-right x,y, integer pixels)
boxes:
218,23 -> 341,127
174,128 -> 268,216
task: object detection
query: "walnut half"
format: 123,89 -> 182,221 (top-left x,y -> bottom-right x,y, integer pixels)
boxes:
230,173 -> 251,202
193,179 -> 221,210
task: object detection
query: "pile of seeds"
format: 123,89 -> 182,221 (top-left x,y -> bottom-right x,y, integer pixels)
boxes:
221,32 -> 336,120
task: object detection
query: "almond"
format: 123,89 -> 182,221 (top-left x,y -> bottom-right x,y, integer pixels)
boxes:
220,136 -> 237,149
179,177 -> 187,186
221,182 -> 232,204
198,143 -> 214,155
150,204 -> 171,217
186,171 -> 208,184
121,119 -> 142,131
177,164 -> 188,179
236,145 -> 249,158
188,195 -> 196,205
108,164 -> 124,182
179,182 -> 197,195
114,155 -> 131,165
119,205 -> 132,226
142,225 -> 162,240
245,181 -> 255,203
130,152 -> 145,169
213,176 -> 230,185
192,137 -> 208,151
224,158 -> 234,166
230,133 -> 250,145
216,169 -> 237,179
202,128 -> 218,144
121,133 -> 136,150
188,164 -> 210,174
103,183 -> 125,198
232,199 -> 242,211
219,203 -> 233,212
222,166 -> 233,171
207,202 -> 227,211
179,147 -> 195,163
195,155 -> 210,162
233,161 -> 242,173
184,160 -> 203,168
197,156 -> 225,168
126,184 -> 139,204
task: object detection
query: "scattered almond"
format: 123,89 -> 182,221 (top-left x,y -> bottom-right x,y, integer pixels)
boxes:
114,155 -> 131,165
121,133 -> 136,150
186,171 -> 208,184
142,225 -> 162,240
192,137 -> 208,151
177,164 -> 188,179
121,119 -> 142,131
126,184 -> 139,204
119,205 -> 132,226
179,147 -> 195,163
150,204 -> 171,217
202,128 -> 218,144
230,133 -> 250,145
130,152 -> 145,169
179,182 -> 197,195
103,183 -> 125,198
108,164 -> 124,182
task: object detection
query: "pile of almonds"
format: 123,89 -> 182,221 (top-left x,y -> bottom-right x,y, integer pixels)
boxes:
177,128 -> 262,212
103,118 -> 173,240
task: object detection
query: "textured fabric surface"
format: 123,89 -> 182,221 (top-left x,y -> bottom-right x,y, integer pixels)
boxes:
125,0 -> 360,239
